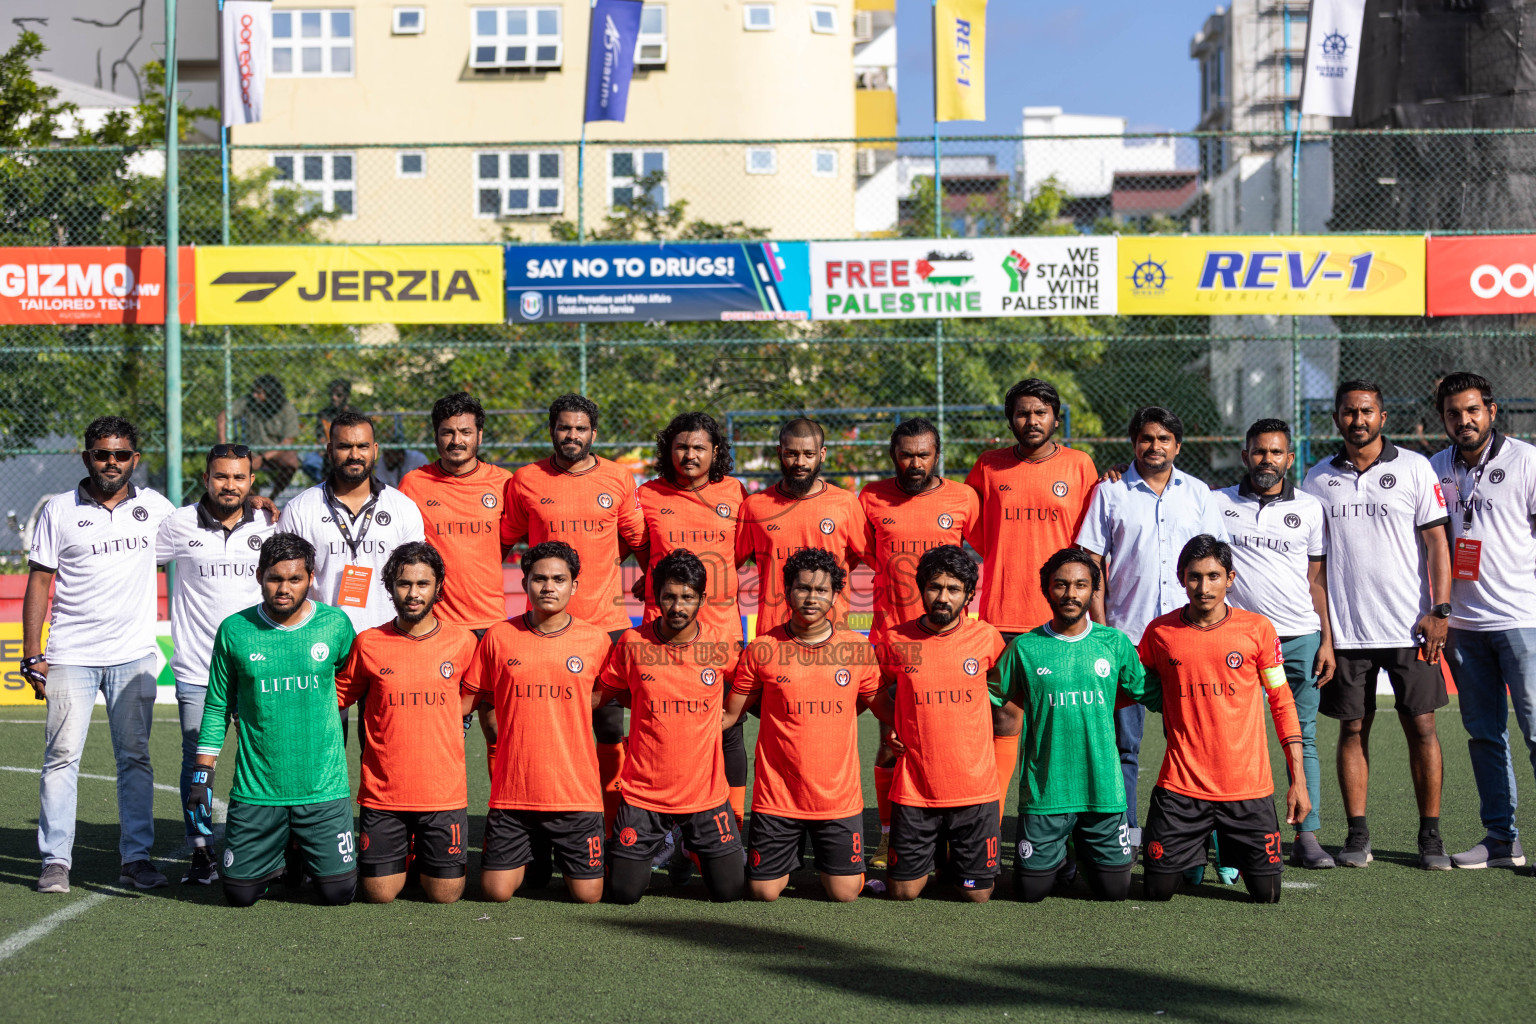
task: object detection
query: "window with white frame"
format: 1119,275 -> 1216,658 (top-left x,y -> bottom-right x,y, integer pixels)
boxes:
809,5 -> 836,34
393,6 -> 425,34
743,4 -> 774,31
745,147 -> 776,175
471,6 -> 562,69
812,148 -> 837,177
397,151 -> 425,178
609,149 -> 666,208
271,9 -> 354,76
476,150 -> 563,216
637,4 -> 666,66
271,152 -> 356,216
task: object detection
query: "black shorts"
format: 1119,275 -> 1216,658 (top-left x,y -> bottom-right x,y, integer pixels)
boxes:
609,797 -> 742,862
746,812 -> 865,880
358,807 -> 468,879
888,800 -> 1000,886
1142,787 -> 1283,877
1324,647 -> 1448,720
482,808 -> 605,880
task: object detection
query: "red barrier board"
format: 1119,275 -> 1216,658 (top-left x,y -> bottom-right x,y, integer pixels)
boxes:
1427,235 -> 1536,316
0,247 -> 194,324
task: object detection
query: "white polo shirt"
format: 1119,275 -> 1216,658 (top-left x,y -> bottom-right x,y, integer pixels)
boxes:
276,477 -> 425,631
30,481 -> 175,666
155,498 -> 278,686
1075,463 -> 1229,644
1213,479 -> 1327,637
1303,440 -> 1449,649
1430,432 -> 1536,631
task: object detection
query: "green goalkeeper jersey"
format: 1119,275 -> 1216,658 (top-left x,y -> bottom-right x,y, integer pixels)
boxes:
197,601 -> 356,806
990,621 -> 1160,815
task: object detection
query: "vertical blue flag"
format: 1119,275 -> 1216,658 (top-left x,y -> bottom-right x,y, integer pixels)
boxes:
583,0 -> 644,123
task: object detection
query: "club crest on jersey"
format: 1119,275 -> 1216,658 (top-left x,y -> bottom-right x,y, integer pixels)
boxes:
618,827 -> 637,847
311,642 -> 330,662
937,513 -> 954,530
818,517 -> 835,535
375,511 -> 392,525
481,493 -> 498,509
1052,481 -> 1068,498
1379,474 -> 1397,490
224,848 -> 235,868
1284,513 -> 1301,529
749,849 -> 761,867
962,658 -> 980,676
1149,841 -> 1164,860
1491,468 -> 1506,484
1094,658 -> 1112,679
597,492 -> 614,509
248,534 -> 264,550
715,503 -> 732,518
1226,651 -> 1244,670
566,656 -> 584,673
133,506 -> 149,522
1017,840 -> 1033,860
701,668 -> 719,686
835,668 -> 852,687
439,661 -> 454,679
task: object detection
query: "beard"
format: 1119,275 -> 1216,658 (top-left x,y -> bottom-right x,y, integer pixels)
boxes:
780,466 -> 822,497
1249,465 -> 1285,491
1456,423 -> 1492,454
207,489 -> 245,517
334,456 -> 374,484
927,602 -> 960,627
393,598 -> 432,624
1053,603 -> 1088,628
556,437 -> 592,464
86,462 -> 129,497
898,467 -> 935,495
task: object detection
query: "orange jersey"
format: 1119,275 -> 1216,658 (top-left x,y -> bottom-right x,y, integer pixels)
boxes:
637,476 -> 747,639
397,460 -> 513,629
877,616 -> 1006,808
501,456 -> 647,633
461,613 -> 613,812
736,625 -> 882,819
736,482 -> 870,633
858,477 -> 979,639
1137,607 -> 1301,802
964,445 -> 1098,632
335,620 -> 477,811
598,622 -> 742,814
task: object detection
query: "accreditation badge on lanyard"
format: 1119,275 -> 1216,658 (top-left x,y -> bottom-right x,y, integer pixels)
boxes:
325,485 -> 380,608
1452,443 -> 1493,582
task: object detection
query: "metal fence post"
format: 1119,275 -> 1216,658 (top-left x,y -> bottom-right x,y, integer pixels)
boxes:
164,0 -> 184,611
1290,127 -> 1304,482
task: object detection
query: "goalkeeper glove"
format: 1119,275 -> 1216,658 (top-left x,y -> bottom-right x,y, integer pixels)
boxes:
186,765 -> 215,839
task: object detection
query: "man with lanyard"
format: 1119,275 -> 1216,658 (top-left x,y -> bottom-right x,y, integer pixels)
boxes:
1212,419 -> 1337,870
155,443 -> 278,884
1432,373 -> 1536,870
1076,406 -> 1227,854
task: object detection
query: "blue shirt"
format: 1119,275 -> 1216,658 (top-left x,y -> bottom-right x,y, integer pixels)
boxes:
1075,463 -> 1229,643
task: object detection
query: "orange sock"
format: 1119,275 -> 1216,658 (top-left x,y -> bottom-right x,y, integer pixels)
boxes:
728,785 -> 746,831
597,742 -> 625,837
485,742 -> 497,783
874,764 -> 895,832
993,733 -> 1020,823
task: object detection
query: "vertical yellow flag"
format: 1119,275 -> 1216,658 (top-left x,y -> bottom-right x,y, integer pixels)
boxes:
935,0 -> 986,122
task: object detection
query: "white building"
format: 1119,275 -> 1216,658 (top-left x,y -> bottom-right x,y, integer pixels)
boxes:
1017,106 -> 1179,200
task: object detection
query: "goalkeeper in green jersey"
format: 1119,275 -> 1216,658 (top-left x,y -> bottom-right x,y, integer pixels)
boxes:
990,548 -> 1161,903
189,533 -> 358,908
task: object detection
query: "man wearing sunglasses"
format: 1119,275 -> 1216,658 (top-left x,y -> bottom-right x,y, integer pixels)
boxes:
25,417 -> 176,894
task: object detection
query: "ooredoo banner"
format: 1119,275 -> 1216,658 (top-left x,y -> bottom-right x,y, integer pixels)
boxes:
1426,235 -> 1536,316
0,247 -> 194,324
809,238 -> 1117,320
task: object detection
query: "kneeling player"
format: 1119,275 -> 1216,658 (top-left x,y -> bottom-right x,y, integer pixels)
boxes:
462,541 -> 612,904
1137,535 -> 1310,904
872,545 -> 1007,902
188,533 -> 358,907
598,550 -> 745,904
725,549 -> 881,902
992,549 -> 1157,902
337,542 -> 477,904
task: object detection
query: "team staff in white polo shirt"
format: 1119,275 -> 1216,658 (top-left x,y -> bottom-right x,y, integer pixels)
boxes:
1214,418 -> 1336,870
1077,406 -> 1227,850
155,443 -> 278,884
1431,373 -> 1536,871
1303,379 -> 1453,871
22,417 -> 176,895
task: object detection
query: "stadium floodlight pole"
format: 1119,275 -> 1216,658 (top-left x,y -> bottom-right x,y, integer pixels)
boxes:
164,0 -> 184,603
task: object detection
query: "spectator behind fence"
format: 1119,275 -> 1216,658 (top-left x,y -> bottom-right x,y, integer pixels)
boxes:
216,374 -> 301,498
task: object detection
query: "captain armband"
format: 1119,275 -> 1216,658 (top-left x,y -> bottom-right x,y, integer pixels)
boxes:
1261,665 -> 1287,690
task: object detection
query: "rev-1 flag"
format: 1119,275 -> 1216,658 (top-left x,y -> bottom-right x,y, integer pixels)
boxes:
935,0 -> 986,122
220,0 -> 271,126
583,0 -> 644,123
1300,0 -> 1367,118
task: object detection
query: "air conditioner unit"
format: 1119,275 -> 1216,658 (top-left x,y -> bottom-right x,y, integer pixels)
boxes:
856,148 -> 877,177
853,11 -> 873,43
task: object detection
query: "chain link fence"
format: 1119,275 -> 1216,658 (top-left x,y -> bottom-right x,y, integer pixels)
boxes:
3,129 -> 1535,551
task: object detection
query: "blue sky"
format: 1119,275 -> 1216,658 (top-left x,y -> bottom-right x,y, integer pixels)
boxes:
896,0 -> 1228,136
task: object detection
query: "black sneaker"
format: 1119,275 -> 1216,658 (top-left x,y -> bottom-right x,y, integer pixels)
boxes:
180,847 -> 220,885
119,859 -> 169,889
1338,829 -> 1372,868
1418,829 -> 1453,871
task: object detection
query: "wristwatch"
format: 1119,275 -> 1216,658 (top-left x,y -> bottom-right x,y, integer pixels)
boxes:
1431,603 -> 1452,619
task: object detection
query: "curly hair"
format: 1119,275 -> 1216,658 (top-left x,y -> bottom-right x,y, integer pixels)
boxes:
655,411 -> 734,485
383,541 -> 446,589
782,547 -> 847,595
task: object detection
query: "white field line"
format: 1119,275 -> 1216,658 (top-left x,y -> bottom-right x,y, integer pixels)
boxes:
0,765 -> 228,821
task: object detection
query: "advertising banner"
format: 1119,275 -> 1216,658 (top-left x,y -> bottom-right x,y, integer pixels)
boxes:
196,245 -> 504,324
934,0 -> 987,122
1426,235 -> 1536,316
809,237 -> 1117,320
221,0 -> 271,126
506,241 -> 811,323
0,247 -> 194,325
1299,0 -> 1367,118
583,0 -> 643,123
1117,236 -> 1425,315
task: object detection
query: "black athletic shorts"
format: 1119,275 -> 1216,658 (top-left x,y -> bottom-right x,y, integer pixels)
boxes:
746,811 -> 865,880
482,808 -> 605,880
358,806 -> 468,879
1142,786 -> 1283,877
888,800 -> 1000,886
1323,647 -> 1448,720
609,797 -> 742,862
